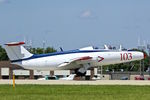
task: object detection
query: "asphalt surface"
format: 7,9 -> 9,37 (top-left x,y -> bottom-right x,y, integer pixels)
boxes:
0,80 -> 150,85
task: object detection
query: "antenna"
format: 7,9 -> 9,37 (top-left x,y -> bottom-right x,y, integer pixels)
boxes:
29,40 -> 32,47
147,43 -> 150,76
137,39 -> 146,51
24,36 -> 26,43
137,38 -> 146,76
143,40 -> 146,47
60,47 -> 63,52
43,40 -> 46,53
119,45 -> 122,51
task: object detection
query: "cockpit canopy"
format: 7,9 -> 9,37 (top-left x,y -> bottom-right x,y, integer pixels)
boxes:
79,45 -> 127,51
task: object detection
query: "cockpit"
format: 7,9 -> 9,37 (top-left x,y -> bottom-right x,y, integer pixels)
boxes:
79,45 -> 128,51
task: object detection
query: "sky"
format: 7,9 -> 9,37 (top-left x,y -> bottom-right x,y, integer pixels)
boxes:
0,0 -> 150,50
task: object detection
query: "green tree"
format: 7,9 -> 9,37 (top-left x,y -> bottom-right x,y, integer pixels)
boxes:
29,47 -> 57,54
45,47 -> 57,53
0,45 -> 8,61
29,48 -> 36,54
35,48 -> 44,54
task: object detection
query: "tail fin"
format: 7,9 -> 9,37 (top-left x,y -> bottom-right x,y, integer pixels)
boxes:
4,42 -> 33,61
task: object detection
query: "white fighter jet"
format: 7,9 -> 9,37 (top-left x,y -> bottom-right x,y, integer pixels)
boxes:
4,42 -> 146,76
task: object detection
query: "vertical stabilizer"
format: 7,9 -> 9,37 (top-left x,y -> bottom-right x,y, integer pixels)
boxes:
4,42 -> 33,61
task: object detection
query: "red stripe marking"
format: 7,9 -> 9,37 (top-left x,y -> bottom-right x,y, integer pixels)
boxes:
77,56 -> 92,61
98,56 -> 104,62
5,42 -> 25,46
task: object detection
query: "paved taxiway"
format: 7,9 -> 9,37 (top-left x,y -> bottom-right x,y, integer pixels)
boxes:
0,80 -> 150,85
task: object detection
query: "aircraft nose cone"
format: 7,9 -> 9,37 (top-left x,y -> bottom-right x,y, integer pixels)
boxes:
132,51 -> 146,60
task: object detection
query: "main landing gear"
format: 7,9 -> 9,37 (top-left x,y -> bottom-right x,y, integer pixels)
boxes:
74,63 -> 91,77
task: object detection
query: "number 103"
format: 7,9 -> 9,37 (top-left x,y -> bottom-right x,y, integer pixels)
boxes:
120,53 -> 132,61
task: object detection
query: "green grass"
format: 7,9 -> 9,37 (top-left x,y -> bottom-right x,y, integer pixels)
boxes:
0,85 -> 150,100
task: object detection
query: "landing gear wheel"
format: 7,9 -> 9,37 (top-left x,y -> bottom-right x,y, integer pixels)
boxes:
75,69 -> 86,76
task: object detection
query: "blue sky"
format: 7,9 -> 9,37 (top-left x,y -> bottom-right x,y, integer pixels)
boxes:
0,0 -> 150,50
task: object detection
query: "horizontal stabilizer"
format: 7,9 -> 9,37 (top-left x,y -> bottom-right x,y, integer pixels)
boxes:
5,42 -> 25,46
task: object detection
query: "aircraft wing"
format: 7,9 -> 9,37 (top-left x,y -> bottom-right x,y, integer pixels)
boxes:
58,56 -> 93,68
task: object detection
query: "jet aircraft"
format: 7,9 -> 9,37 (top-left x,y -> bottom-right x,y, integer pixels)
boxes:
4,42 -> 146,76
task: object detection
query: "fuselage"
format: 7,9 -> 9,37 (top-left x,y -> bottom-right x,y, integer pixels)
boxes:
12,49 -> 144,70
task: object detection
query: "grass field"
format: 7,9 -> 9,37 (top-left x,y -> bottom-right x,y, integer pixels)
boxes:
0,85 -> 150,100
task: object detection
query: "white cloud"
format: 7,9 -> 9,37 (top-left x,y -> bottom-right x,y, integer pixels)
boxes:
80,10 -> 92,18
